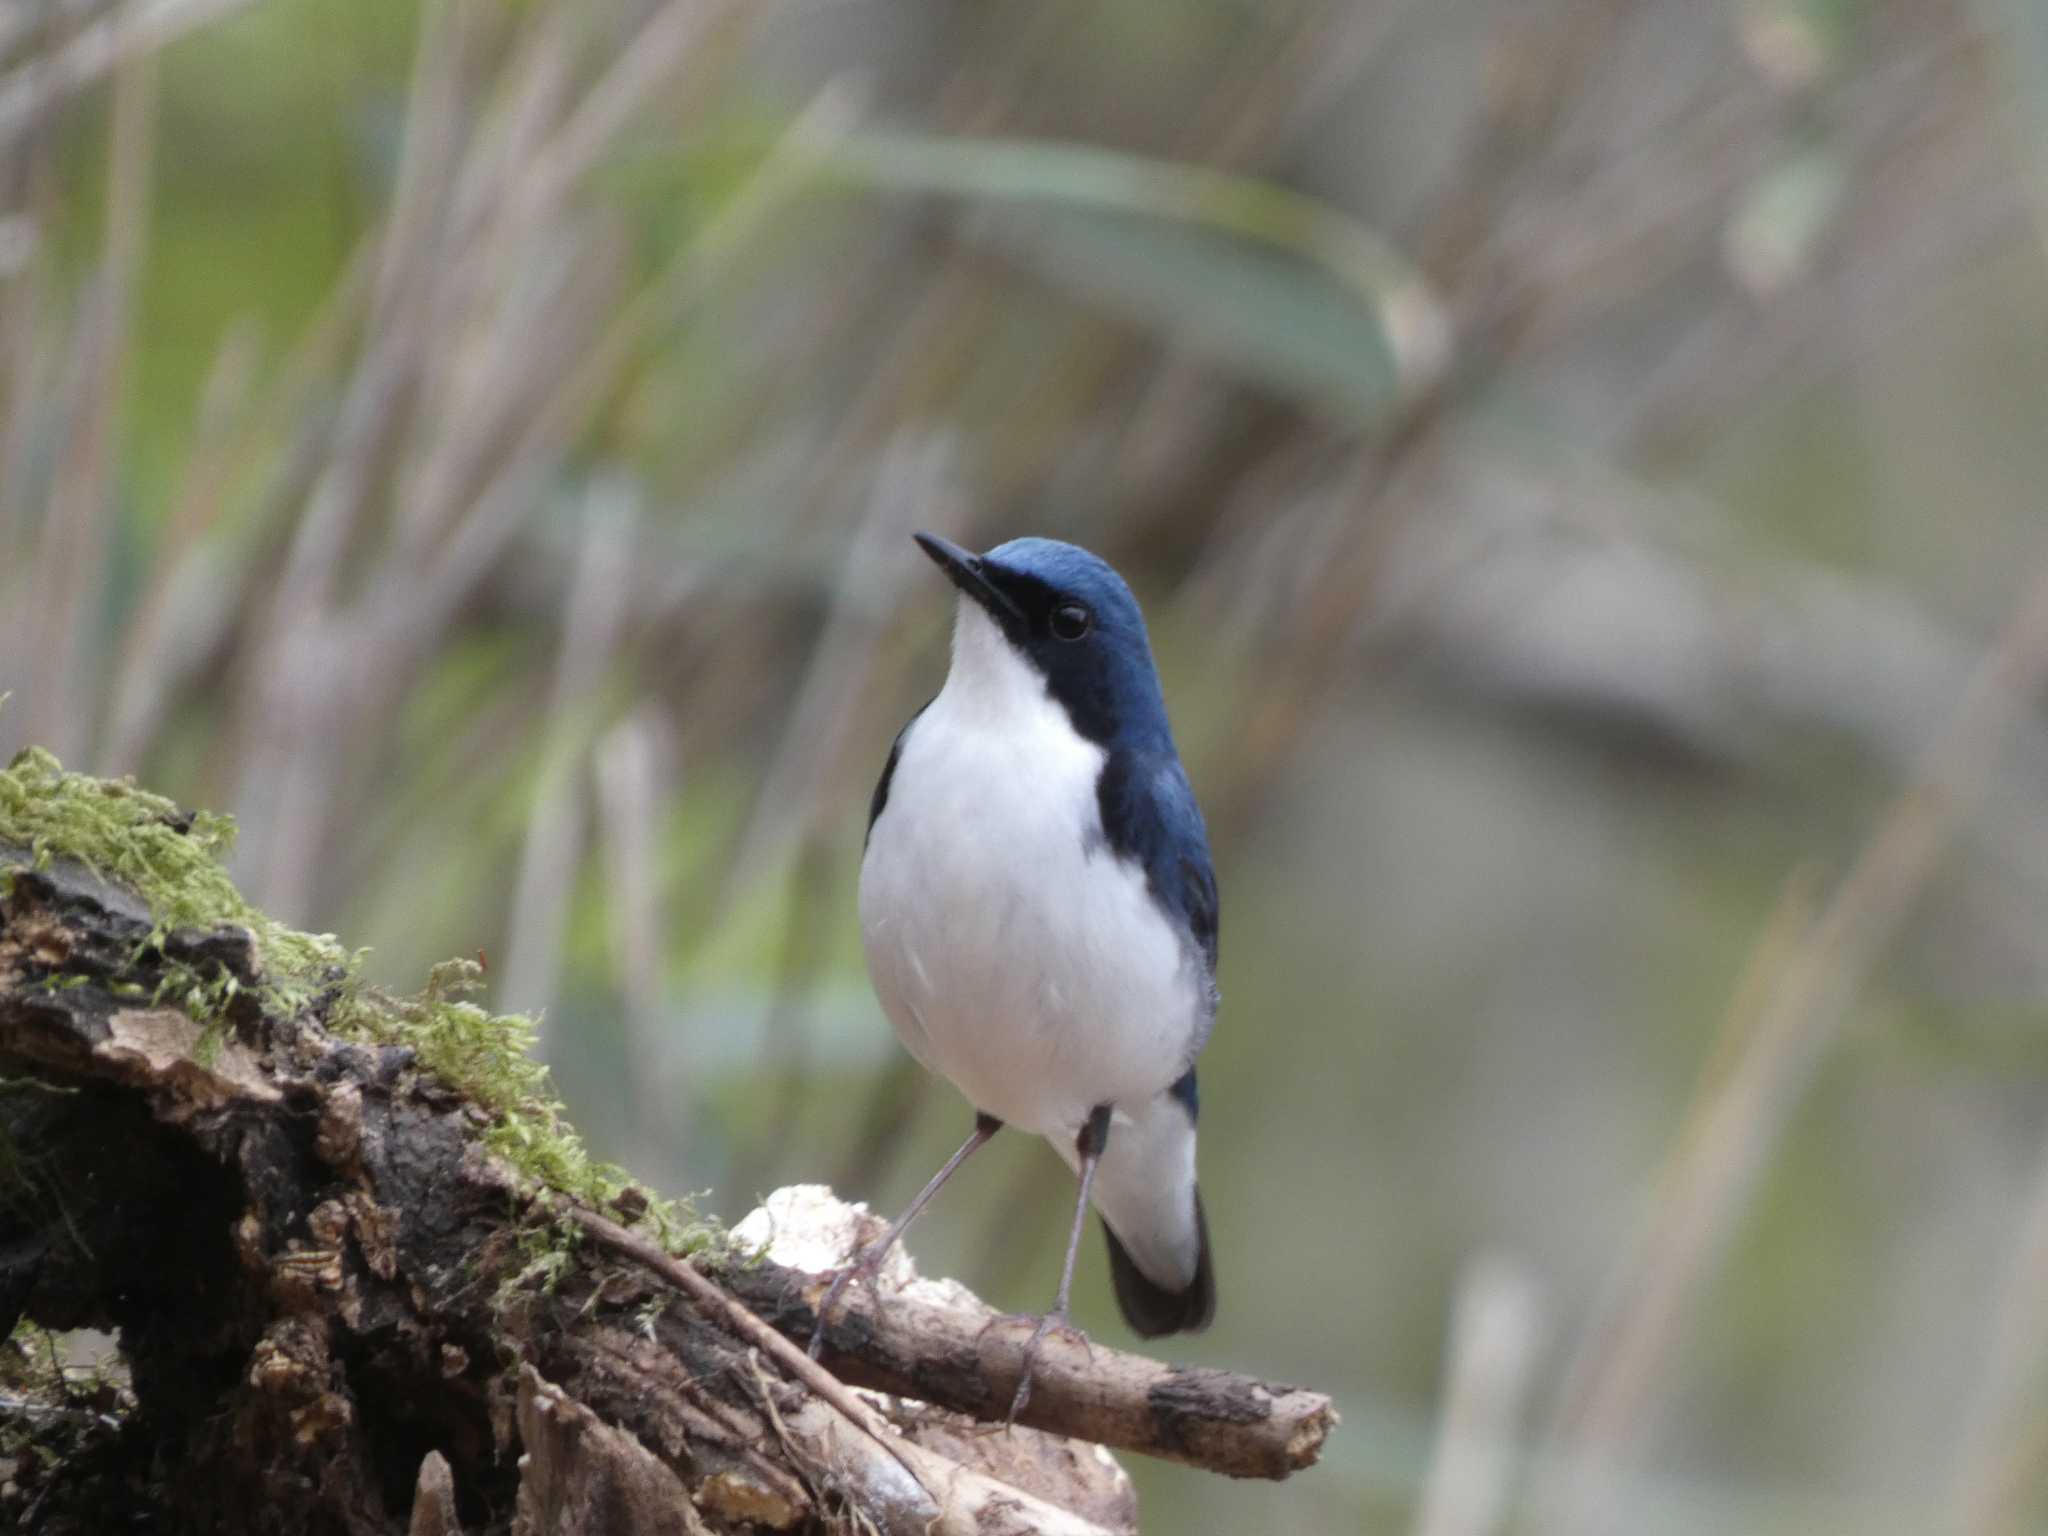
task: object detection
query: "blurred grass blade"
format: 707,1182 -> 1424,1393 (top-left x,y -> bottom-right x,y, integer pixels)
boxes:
503,479 -> 640,1025
33,48 -> 156,766
0,0 -> 266,147
1412,1255 -> 1544,1536
1943,1123 -> 2048,1536
822,132 -> 1447,419
1994,0 -> 2048,259
2005,0 -> 2048,146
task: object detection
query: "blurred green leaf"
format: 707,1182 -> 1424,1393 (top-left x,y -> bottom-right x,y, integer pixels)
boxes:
1736,0 -> 1857,90
991,203 -> 1401,416
822,132 -> 1440,419
1724,148 -> 1844,298
616,130 -> 1443,420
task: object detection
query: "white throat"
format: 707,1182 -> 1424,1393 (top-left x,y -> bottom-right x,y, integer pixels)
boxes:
938,601 -> 1051,728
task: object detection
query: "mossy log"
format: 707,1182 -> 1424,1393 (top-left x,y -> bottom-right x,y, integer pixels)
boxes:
0,760 -> 1334,1534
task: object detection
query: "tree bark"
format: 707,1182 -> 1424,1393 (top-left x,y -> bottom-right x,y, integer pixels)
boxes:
0,833 -> 1334,1534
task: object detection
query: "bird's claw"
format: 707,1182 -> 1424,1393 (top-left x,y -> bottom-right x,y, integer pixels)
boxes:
806,1245 -> 887,1359
981,1310 -> 1090,1424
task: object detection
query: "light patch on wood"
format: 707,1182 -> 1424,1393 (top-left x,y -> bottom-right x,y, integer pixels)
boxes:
695,1470 -> 805,1529
98,1007 -> 282,1113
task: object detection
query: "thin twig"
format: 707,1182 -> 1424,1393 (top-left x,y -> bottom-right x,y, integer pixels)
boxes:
565,1204 -> 933,1493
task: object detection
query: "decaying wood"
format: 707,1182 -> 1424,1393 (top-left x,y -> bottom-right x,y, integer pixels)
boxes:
408,1451 -> 464,1536
0,832 -> 1333,1533
511,1365 -> 703,1536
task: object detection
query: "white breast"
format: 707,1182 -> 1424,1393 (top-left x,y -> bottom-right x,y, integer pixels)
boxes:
858,605 -> 1202,1140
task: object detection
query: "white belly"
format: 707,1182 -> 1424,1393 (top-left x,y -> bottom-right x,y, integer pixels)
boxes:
859,685 -> 1201,1140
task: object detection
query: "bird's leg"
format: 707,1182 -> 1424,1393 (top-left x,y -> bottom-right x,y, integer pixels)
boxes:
1007,1103 -> 1113,1423
807,1112 -> 1000,1359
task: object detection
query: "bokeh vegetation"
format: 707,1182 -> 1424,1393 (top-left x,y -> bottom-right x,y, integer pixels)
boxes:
5,1 -> 2048,1532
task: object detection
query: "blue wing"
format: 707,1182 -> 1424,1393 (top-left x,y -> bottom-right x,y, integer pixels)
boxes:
1095,748 -> 1218,979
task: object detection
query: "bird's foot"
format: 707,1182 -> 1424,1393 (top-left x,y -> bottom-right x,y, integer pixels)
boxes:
806,1244 -> 889,1360
980,1309 -> 1091,1424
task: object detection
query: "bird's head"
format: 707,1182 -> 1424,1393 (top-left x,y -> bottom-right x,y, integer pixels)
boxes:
914,532 -> 1171,748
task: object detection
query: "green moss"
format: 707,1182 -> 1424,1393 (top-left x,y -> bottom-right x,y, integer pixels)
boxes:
0,745 -> 351,1011
0,748 -> 712,1257
334,960 -> 710,1256
495,1210 -> 585,1308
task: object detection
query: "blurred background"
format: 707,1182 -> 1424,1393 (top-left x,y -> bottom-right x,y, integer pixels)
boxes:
5,0 -> 2048,1530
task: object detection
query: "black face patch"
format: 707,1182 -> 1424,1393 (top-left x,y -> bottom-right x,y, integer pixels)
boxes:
975,567 -> 1154,748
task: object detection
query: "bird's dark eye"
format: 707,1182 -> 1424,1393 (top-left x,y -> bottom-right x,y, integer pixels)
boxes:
1050,602 -> 1092,641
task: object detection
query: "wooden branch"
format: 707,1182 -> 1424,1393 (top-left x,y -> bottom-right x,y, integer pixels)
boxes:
716,1186 -> 1339,1481
579,1175 -> 1339,1484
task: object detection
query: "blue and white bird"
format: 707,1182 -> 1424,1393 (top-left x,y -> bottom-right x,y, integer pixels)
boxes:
811,532 -> 1219,1413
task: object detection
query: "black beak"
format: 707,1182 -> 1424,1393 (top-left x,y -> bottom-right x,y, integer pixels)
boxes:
913,532 -> 1025,628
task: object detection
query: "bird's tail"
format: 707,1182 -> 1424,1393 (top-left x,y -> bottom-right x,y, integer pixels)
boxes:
1103,1188 -> 1215,1337
1068,1079 -> 1216,1338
